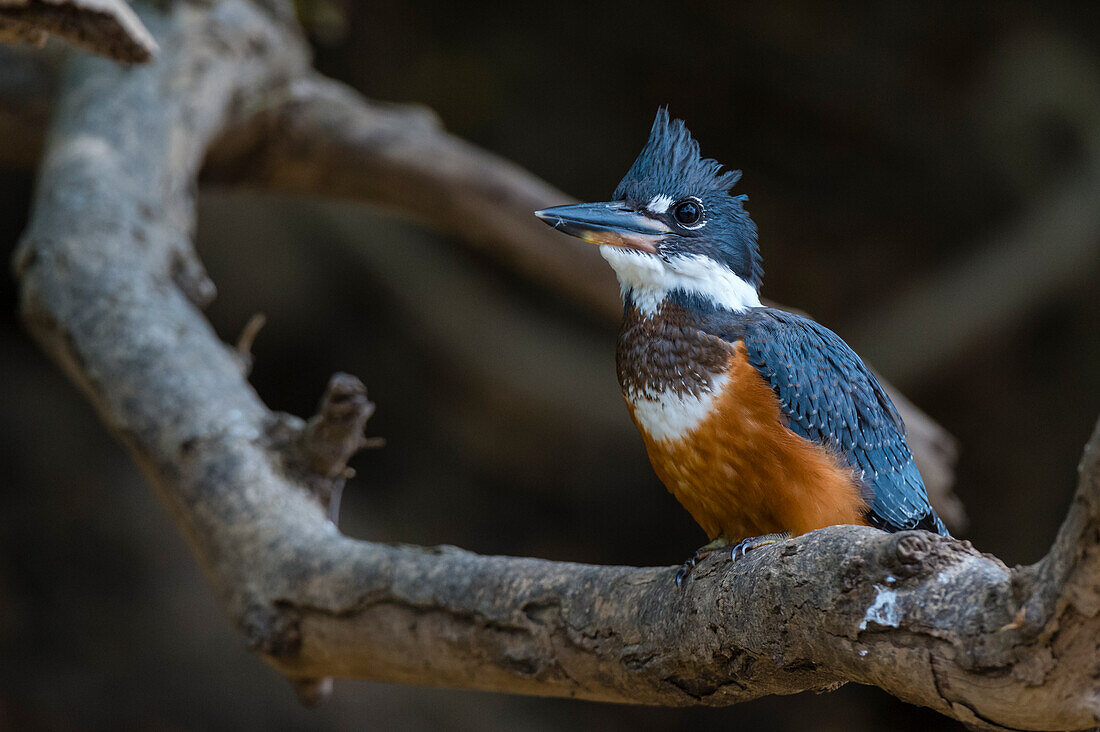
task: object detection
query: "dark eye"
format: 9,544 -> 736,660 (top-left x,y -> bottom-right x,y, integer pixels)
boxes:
673,199 -> 702,226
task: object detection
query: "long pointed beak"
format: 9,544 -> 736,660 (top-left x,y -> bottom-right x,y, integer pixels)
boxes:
534,202 -> 670,254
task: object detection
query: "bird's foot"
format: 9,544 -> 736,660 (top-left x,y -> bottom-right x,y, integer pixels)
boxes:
675,536 -> 732,587
730,532 -> 791,561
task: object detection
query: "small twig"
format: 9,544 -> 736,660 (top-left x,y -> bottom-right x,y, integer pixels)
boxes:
234,312 -> 266,376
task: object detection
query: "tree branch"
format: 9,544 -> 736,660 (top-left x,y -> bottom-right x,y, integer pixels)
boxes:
27,1 -> 1100,728
0,0 -> 157,62
203,73 -> 622,323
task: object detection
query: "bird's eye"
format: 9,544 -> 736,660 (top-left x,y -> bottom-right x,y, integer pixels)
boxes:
673,199 -> 703,226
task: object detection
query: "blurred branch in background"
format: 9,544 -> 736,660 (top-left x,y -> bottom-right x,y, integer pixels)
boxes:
10,0 -> 1100,729
846,29 -> 1100,387
849,163 -> 1100,387
205,74 -> 622,323
0,45 -> 619,321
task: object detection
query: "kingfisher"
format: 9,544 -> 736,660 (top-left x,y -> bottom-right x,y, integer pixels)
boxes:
535,109 -> 948,584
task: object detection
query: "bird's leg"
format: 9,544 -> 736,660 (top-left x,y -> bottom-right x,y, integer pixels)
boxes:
675,536 -> 732,587
730,532 -> 791,561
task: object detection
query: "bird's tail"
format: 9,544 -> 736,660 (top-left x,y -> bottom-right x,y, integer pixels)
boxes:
910,508 -> 954,537
921,511 -> 951,538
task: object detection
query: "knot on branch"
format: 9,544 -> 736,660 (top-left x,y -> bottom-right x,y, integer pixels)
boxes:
882,531 -> 966,580
893,533 -> 930,566
880,531 -> 989,587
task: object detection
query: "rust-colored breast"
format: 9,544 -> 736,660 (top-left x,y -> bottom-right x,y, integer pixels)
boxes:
627,342 -> 868,541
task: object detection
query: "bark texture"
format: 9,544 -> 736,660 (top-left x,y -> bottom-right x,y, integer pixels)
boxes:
11,1 -> 1099,729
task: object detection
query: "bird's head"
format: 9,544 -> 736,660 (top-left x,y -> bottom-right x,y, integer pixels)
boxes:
536,108 -> 762,315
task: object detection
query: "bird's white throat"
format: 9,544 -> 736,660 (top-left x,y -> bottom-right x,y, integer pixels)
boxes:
629,373 -> 731,442
600,248 -> 761,316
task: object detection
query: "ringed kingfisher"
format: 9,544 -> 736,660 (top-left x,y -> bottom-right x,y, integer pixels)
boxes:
535,109 -> 949,584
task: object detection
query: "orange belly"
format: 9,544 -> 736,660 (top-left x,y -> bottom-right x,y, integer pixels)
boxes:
626,342 -> 868,540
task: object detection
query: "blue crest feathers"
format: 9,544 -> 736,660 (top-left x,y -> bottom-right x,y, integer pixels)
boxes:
614,107 -> 743,202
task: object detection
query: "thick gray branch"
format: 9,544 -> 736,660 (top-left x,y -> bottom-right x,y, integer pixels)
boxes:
17,1 -> 1099,729
0,0 -> 156,62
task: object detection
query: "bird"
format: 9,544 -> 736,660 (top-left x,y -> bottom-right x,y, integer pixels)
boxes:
534,108 -> 949,584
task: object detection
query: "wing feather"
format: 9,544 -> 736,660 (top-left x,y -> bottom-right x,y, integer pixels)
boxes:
702,307 -> 948,535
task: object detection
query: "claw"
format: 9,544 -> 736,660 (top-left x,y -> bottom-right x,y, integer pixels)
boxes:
674,536 -> 735,587
674,559 -> 694,587
729,532 -> 790,562
675,533 -> 791,586
675,551 -> 707,587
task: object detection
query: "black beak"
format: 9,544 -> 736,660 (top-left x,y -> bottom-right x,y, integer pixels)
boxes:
534,202 -> 670,254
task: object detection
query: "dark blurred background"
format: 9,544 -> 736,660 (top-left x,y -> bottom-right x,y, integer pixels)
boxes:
3,1 -> 1100,729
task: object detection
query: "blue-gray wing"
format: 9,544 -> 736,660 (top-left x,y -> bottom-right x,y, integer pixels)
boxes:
702,307 -> 948,535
